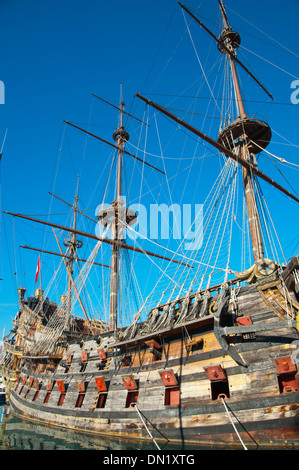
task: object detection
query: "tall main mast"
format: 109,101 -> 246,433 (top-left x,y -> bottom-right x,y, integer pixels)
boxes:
217,0 -> 266,263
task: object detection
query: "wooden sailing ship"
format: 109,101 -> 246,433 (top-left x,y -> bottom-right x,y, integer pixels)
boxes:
1,1 -> 299,449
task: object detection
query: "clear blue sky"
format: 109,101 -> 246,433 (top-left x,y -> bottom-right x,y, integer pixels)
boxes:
0,0 -> 298,335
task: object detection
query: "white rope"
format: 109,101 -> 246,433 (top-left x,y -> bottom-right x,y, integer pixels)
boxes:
188,159 -> 236,290
132,404 -> 161,450
126,139 -> 208,160
250,139 -> 299,168
182,9 -> 222,114
240,45 -> 298,80
226,5 -> 299,59
123,221 -> 229,273
221,397 -> 248,450
69,227 -> 109,313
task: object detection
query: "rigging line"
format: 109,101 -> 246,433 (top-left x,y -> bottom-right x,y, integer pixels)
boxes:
240,45 -> 298,80
127,105 -> 149,201
154,114 -> 181,240
182,9 -> 222,114
253,176 -> 274,261
133,159 -> 235,304
79,96 -> 94,178
263,153 -> 298,197
130,106 -> 149,272
85,150 -> 115,210
241,190 -> 248,271
121,219 -> 228,273
148,102 -> 229,157
166,106 -> 229,120
144,93 -> 293,106
226,5 -> 299,59
33,256 -> 65,317
184,162 -> 233,277
193,162 -> 234,285
250,140 -> 299,197
255,178 -> 287,265
3,216 -> 18,298
45,124 -> 66,250
226,165 -> 239,277
179,57 -> 226,204
127,152 -> 220,208
167,160 -> 234,297
271,128 -> 299,148
250,138 -> 299,168
126,139 -> 214,160
0,128 -> 7,157
211,162 -> 238,279
101,151 -> 117,206
125,223 -> 190,300
70,232 -> 108,312
269,141 -> 299,148
190,162 -> 233,274
141,3 -> 177,93
13,217 -> 18,287
152,52 -> 224,116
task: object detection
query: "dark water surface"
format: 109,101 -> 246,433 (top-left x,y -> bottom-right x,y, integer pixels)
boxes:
0,405 -> 296,453
0,405 -> 202,451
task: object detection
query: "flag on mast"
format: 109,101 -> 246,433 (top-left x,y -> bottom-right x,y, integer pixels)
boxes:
35,256 -> 41,283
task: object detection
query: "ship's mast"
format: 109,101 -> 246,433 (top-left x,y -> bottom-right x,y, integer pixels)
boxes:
218,0 -> 264,263
109,98 -> 128,332
63,176 -> 83,324
97,92 -> 135,332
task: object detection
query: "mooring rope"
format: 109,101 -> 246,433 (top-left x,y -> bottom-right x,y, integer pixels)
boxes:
132,403 -> 161,450
131,403 -> 170,450
220,396 -> 248,450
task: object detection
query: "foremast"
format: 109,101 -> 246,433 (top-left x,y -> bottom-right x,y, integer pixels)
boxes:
97,98 -> 137,332
109,100 -> 128,332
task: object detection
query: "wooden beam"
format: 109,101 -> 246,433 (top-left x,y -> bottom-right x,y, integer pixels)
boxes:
4,212 -> 193,268
49,191 -> 96,224
91,93 -> 149,126
178,2 -> 273,100
52,228 -> 91,326
20,245 -> 110,268
63,120 -> 166,175
135,94 -> 299,204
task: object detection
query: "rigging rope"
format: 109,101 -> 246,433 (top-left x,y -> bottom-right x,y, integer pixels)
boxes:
124,153 -> 240,321
250,139 -> 299,169
182,8 -> 222,114
240,45 -> 298,80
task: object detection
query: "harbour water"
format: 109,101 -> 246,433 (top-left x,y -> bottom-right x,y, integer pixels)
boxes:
0,405 -> 202,451
0,405 -> 296,452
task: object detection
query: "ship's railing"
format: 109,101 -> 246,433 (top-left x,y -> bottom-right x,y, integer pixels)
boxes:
2,340 -> 23,356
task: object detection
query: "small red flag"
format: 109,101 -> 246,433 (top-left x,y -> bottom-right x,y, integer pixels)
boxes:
35,256 -> 40,283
